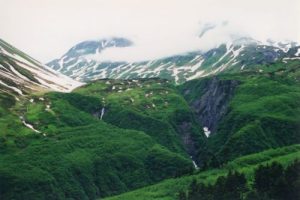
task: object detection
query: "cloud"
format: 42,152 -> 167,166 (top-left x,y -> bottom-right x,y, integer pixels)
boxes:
0,0 -> 299,62
89,22 -> 240,62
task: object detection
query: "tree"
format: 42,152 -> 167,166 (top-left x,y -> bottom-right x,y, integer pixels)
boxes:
178,190 -> 187,200
254,162 -> 286,199
211,170 -> 248,200
188,179 -> 198,198
284,160 -> 300,200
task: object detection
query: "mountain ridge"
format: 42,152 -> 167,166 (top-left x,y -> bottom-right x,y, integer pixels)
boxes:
0,39 -> 83,98
46,36 -> 300,83
0,38 -> 299,200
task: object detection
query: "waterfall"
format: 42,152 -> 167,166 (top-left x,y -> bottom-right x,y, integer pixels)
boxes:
192,160 -> 199,170
100,107 -> 105,120
190,156 -> 199,170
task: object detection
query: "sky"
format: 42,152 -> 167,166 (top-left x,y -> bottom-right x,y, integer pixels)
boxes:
0,0 -> 299,63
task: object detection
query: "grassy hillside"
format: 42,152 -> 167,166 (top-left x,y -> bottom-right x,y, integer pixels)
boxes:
0,83 -> 194,199
104,144 -> 300,200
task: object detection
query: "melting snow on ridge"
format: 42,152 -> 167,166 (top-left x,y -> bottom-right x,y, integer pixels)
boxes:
1,43 -> 84,93
283,57 -> 300,62
0,80 -> 23,95
212,43 -> 234,68
186,70 -> 205,81
190,58 -> 205,72
16,60 -> 84,92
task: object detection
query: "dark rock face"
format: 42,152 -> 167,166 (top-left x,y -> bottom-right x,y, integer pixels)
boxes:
190,77 -> 240,134
177,121 -> 196,155
177,121 -> 207,167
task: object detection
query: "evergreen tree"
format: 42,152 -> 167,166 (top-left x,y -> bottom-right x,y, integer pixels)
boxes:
224,171 -> 247,199
213,175 -> 226,200
210,170 -> 247,200
188,179 -> 198,197
178,190 -> 187,200
254,162 -> 286,199
179,161 -> 299,200
284,160 -> 300,200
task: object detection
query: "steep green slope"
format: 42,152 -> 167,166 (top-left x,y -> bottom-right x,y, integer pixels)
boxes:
0,87 -> 193,199
213,74 -> 300,162
179,62 -> 300,165
104,144 -> 300,200
0,124 -> 192,200
73,78 -> 208,163
0,91 -> 34,140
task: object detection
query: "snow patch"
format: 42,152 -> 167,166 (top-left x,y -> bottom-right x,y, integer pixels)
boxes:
0,80 -> 23,95
283,57 -> 300,61
203,127 -> 211,137
295,48 -> 300,56
186,70 -> 205,81
20,116 -> 41,133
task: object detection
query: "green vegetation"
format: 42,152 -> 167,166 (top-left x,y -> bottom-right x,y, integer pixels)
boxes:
180,160 -> 299,200
213,73 -> 300,163
73,79 -> 206,155
180,68 -> 300,164
0,79 -> 197,200
0,60 -> 299,200
104,145 -> 300,200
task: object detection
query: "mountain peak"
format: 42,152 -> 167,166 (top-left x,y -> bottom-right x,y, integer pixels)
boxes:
231,37 -> 260,46
65,37 -> 133,58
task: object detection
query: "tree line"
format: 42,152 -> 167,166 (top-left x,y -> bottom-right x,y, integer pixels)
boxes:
178,160 -> 300,200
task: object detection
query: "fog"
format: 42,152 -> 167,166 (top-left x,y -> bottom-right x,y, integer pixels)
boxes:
0,0 -> 299,62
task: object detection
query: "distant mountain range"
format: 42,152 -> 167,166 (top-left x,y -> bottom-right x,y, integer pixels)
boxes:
47,37 -> 300,83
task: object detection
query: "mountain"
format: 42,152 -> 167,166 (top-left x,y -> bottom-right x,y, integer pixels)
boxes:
0,39 -> 199,199
1,38 -> 299,200
47,37 -> 133,80
100,59 -> 300,200
0,39 -> 83,97
1,55 -> 300,200
47,37 -> 300,83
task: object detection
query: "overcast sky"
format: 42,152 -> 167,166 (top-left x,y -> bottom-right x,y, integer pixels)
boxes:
0,0 -> 299,62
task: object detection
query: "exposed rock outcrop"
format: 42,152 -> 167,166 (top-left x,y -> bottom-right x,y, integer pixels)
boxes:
178,121 -> 197,155
183,77 -> 240,135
